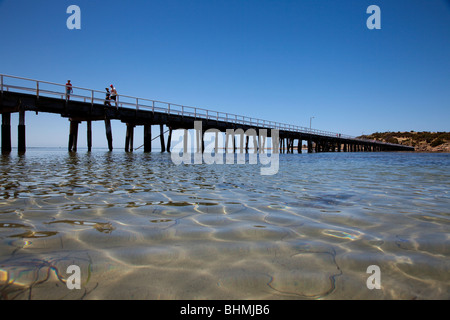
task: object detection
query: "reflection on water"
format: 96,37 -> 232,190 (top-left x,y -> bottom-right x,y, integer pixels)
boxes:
0,149 -> 449,299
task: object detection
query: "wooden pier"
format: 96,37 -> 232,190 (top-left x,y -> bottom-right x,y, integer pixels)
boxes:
0,74 -> 414,154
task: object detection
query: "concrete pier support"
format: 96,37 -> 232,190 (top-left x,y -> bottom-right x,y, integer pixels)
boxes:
225,130 -> 231,153
202,130 -> 206,153
18,106 -> 26,153
125,123 -> 134,152
249,131 -> 258,154
159,124 -> 165,152
87,120 -> 92,152
331,142 -> 336,152
258,130 -> 266,153
183,129 -> 189,154
195,125 -> 203,153
143,124 -> 152,152
280,137 -> 288,153
68,120 -> 79,152
245,135 -> 249,153
167,127 -> 172,153
104,118 -> 113,151
1,113 -> 11,154
316,140 -> 323,152
307,139 -> 313,153
216,131 -> 221,154
238,131 -> 244,154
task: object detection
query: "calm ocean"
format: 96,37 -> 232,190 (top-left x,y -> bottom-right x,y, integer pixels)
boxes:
0,149 -> 449,299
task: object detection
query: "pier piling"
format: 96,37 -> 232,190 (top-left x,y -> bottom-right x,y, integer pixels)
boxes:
1,113 -> 11,154
125,123 -> 135,152
87,120 -> 92,152
167,127 -> 172,153
159,124 -> 165,152
18,105 -> 26,153
104,118 -> 113,151
68,120 -> 79,152
143,124 -> 152,152
307,139 -> 312,153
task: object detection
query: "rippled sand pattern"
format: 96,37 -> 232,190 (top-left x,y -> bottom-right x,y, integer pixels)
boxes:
0,150 -> 449,299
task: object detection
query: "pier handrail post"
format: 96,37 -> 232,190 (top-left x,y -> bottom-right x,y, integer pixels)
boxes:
91,90 -> 94,107
168,103 -> 171,114
206,110 -> 208,120
152,101 -> 155,114
195,108 -> 197,119
1,75 -> 3,94
136,98 -> 139,110
36,81 -> 39,100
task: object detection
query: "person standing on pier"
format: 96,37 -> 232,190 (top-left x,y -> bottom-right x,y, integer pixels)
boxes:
66,80 -> 73,100
110,84 -> 118,109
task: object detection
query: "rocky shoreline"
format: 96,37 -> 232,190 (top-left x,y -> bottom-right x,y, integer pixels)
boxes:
358,131 -> 450,153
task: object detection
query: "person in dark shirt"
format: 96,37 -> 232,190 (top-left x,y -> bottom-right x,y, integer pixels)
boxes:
104,88 -> 111,106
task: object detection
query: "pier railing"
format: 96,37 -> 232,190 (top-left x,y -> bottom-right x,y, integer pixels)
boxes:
0,73 -> 395,146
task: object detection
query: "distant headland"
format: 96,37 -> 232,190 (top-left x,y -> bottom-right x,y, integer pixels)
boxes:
358,131 -> 450,153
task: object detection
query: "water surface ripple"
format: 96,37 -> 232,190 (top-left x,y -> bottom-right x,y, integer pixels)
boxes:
0,150 -> 449,299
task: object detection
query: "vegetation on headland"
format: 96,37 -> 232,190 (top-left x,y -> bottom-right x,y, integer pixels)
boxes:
357,131 -> 450,152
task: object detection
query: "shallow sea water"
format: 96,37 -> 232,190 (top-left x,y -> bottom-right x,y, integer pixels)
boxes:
0,149 -> 449,299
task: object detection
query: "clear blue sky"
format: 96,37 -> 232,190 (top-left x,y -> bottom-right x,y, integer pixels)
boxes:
0,0 -> 449,148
